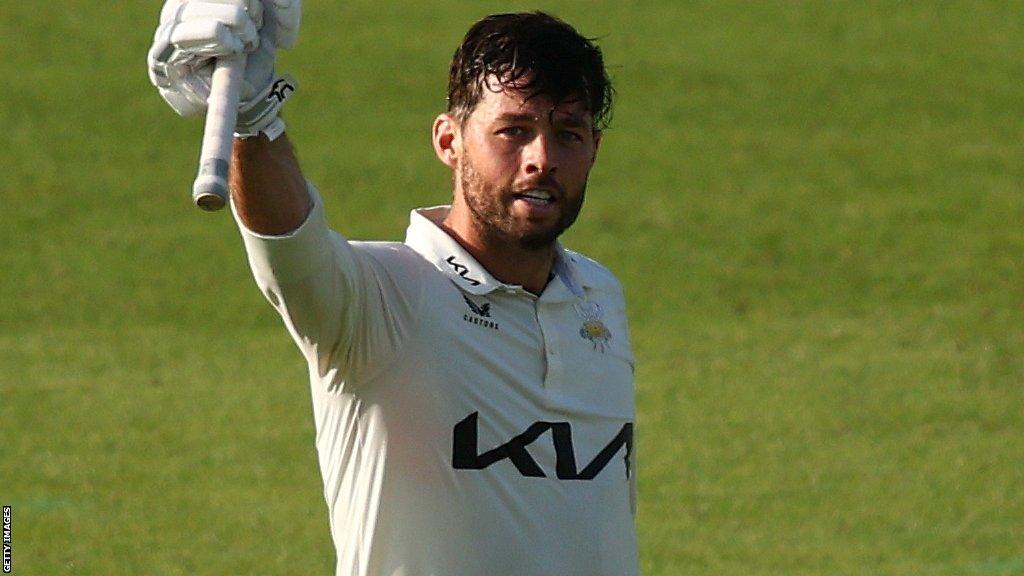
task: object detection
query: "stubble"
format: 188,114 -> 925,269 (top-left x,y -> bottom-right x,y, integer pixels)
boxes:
456,154 -> 585,252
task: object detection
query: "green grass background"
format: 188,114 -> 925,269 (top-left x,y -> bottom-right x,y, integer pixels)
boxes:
2,1 -> 1022,574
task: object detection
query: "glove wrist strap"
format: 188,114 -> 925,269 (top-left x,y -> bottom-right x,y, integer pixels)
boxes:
235,74 -> 297,138
235,117 -> 287,141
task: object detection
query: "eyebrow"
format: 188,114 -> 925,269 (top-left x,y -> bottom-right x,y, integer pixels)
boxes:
494,112 -> 591,128
495,112 -> 541,124
556,114 -> 590,129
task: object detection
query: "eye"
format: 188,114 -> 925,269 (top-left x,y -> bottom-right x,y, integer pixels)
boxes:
558,130 -> 585,143
497,126 -> 528,138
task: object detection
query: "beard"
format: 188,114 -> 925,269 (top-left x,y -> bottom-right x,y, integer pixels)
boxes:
456,155 -> 586,251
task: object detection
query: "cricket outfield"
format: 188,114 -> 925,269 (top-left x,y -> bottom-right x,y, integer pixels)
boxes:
1,1 -> 1022,574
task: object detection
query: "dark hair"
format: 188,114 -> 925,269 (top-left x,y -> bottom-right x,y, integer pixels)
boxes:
447,12 -> 613,129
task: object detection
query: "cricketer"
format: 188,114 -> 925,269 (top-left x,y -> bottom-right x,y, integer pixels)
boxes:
148,2 -> 638,574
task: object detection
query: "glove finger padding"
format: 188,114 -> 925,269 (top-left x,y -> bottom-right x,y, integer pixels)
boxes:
155,38 -> 278,120
149,0 -> 266,117
147,0 -> 302,132
153,0 -> 262,65
168,3 -> 260,62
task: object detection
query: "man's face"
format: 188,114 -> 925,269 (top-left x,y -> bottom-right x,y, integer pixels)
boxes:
449,83 -> 601,251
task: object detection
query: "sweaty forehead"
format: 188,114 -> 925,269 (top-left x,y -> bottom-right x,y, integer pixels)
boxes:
472,85 -> 592,125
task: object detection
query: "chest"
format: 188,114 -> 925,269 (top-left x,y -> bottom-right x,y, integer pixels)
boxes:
413,283 -> 635,420
357,278 -> 636,484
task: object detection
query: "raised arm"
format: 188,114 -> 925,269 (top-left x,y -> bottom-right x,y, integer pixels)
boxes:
147,0 -> 425,379
147,0 -> 306,232
231,133 -> 311,235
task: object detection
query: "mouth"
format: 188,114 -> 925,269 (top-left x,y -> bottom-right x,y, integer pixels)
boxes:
512,189 -> 557,206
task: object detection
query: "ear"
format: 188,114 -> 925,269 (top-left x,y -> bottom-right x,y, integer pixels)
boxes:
590,129 -> 602,165
432,113 -> 461,169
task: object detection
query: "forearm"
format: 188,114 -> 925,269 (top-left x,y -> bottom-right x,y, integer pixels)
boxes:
230,132 -> 312,235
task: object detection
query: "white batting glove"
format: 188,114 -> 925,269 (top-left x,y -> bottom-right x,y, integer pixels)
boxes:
147,0 -> 302,137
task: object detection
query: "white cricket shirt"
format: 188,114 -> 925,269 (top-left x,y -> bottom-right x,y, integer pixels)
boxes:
234,185 -> 638,576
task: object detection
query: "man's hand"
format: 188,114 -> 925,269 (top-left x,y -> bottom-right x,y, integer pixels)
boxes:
147,0 -> 302,137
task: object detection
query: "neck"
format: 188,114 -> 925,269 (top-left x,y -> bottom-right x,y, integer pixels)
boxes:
441,210 -> 556,296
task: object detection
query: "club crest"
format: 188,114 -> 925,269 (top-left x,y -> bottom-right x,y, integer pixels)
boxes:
580,320 -> 612,352
575,301 -> 611,352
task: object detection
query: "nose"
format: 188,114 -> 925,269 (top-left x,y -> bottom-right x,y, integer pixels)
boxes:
522,134 -> 557,176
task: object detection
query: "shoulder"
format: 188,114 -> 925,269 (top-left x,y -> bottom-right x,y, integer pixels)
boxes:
349,239 -> 418,259
346,239 -> 440,278
563,248 -> 625,295
349,239 -> 432,266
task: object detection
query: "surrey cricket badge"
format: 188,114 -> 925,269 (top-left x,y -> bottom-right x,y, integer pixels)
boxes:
575,301 -> 612,352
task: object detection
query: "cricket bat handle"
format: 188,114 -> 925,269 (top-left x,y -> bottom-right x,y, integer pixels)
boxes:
192,55 -> 246,212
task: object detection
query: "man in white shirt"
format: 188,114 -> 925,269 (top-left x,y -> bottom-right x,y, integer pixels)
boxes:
150,6 -> 637,575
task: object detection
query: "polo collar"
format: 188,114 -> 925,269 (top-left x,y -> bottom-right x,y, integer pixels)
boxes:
404,206 -> 589,299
